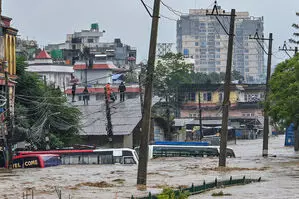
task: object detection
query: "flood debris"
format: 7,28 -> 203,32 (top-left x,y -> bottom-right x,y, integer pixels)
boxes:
112,178 -> 125,184
211,190 -> 232,196
75,181 -> 114,188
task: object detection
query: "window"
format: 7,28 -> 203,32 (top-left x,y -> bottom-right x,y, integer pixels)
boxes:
203,92 -> 212,101
88,38 -> 94,43
186,92 -> 196,102
195,42 -> 199,46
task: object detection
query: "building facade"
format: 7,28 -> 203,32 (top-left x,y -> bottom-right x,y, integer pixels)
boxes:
178,84 -> 265,119
177,8 -> 265,83
27,49 -> 74,90
45,23 -> 137,69
0,14 -> 18,142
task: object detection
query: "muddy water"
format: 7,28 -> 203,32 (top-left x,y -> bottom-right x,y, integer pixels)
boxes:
1,135 -> 299,199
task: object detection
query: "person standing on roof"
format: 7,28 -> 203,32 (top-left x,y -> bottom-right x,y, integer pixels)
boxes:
83,86 -> 89,105
118,82 -> 126,102
104,83 -> 112,101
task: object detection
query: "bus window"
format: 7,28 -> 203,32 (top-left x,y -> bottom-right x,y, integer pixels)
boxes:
122,150 -> 133,156
42,156 -> 61,167
99,155 -> 113,164
88,154 -> 98,164
124,157 -> 135,164
61,155 -> 70,165
69,155 -> 80,164
82,154 -> 89,164
113,156 -> 123,164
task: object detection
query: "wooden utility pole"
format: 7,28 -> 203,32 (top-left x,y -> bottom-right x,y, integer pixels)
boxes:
218,9 -> 235,167
104,88 -> 113,145
137,0 -> 160,185
263,33 -> 273,156
206,2 -> 236,167
138,63 -> 145,115
250,32 -> 273,156
198,92 -> 202,139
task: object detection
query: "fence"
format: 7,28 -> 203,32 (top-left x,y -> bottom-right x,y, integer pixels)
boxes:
22,187 -> 71,199
131,176 -> 262,199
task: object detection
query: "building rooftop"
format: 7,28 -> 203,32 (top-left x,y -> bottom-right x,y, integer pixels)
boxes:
27,65 -> 74,73
35,49 -> 52,59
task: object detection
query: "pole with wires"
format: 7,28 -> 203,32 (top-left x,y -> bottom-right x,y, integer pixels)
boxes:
104,87 -> 113,146
249,32 -> 273,155
137,0 -> 160,186
207,2 -> 236,167
279,41 -> 297,58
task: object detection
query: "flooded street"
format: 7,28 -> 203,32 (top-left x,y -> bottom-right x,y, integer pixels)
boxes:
1,135 -> 299,199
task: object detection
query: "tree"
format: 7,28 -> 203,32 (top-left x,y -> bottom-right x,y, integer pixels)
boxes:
14,56 -> 82,149
289,12 -> 299,45
154,53 -> 193,99
231,70 -> 244,82
153,53 -> 192,137
268,54 -> 299,150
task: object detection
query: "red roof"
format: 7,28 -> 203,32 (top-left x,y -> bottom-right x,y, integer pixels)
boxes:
65,87 -> 140,94
73,63 -> 121,71
35,50 -> 52,59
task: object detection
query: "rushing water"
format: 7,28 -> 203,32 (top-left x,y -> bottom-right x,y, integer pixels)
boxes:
1,135 -> 299,199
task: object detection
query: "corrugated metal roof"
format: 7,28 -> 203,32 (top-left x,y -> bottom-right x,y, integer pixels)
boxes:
76,97 -> 159,136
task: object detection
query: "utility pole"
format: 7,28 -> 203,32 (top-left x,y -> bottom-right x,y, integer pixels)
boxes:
138,63 -> 145,115
198,92 -> 202,139
105,88 -> 113,146
207,2 -> 236,167
250,32 -> 273,156
166,95 -> 170,140
279,41 -> 298,58
137,0 -> 160,185
4,61 -> 12,168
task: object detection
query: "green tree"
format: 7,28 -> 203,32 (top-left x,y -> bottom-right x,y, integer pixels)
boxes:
154,53 -> 192,99
231,70 -> 244,82
153,53 -> 192,137
268,54 -> 299,150
125,71 -> 138,83
289,12 -> 299,45
14,56 -> 82,149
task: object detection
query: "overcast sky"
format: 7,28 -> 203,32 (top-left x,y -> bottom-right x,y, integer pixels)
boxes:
3,0 -> 299,66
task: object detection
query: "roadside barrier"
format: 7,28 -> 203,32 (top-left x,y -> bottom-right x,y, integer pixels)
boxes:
131,176 -> 262,199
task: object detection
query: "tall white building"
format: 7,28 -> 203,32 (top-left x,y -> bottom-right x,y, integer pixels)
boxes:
177,8 -> 265,83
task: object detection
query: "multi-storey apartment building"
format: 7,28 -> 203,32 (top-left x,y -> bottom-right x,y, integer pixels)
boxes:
177,8 -> 265,83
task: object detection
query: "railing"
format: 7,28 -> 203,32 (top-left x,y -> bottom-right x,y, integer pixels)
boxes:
131,176 -> 262,199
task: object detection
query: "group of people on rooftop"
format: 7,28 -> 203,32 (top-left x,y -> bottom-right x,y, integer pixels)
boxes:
72,82 -> 126,105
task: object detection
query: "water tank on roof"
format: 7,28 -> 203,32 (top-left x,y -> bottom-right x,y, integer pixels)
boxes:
91,23 -> 99,31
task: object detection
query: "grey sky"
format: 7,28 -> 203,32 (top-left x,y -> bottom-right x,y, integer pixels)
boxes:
3,0 -> 299,66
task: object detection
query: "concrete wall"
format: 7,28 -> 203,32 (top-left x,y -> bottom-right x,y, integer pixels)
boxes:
123,134 -> 133,148
74,69 -> 112,85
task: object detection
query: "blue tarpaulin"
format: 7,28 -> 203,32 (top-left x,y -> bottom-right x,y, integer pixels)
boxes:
112,74 -> 123,81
